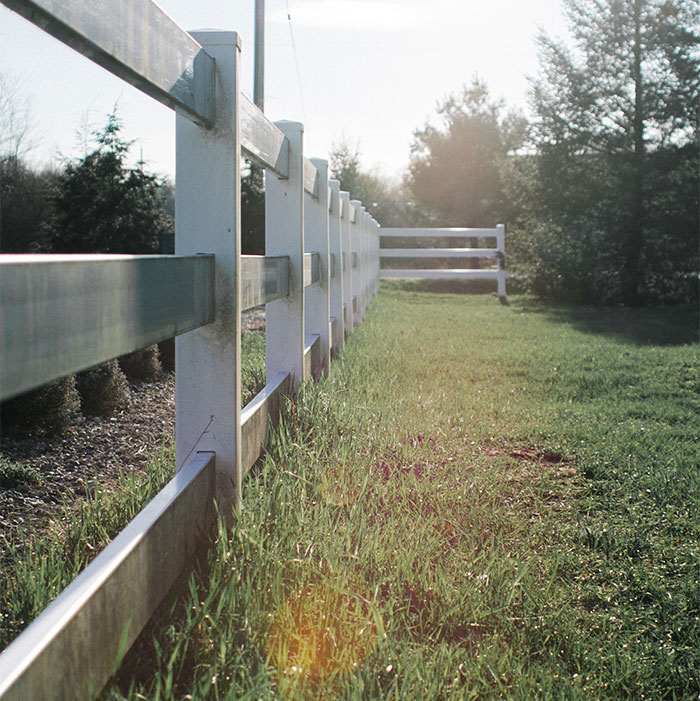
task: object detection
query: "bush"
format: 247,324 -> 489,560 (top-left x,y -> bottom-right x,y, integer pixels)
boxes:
157,338 -> 175,373
75,360 -> 130,416
119,344 -> 162,381
0,457 -> 41,489
0,376 -> 80,436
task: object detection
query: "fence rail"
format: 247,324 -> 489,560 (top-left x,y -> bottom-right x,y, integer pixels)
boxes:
0,254 -> 215,401
0,1 -> 504,697
380,225 -> 507,300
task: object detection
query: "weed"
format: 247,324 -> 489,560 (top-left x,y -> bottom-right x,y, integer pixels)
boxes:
0,457 -> 40,489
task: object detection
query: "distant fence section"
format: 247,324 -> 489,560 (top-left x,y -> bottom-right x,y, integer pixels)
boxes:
0,0 -> 501,697
380,226 -> 507,301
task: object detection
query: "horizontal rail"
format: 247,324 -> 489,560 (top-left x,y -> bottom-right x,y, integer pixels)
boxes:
240,255 -> 289,310
381,269 -> 504,280
0,254 -> 215,401
304,334 -> 321,381
240,372 -> 291,477
303,158 -> 318,196
1,0 -> 214,127
380,248 -> 499,258
0,451 -> 216,700
240,94 -> 288,176
381,228 -> 499,238
303,252 -> 321,287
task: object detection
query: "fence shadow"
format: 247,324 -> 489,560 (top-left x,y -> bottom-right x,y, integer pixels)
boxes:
511,298 -> 699,347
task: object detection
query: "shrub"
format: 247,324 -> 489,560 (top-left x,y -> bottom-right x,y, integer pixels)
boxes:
119,344 -> 162,381
0,457 -> 40,489
157,338 -> 175,373
0,376 -> 80,435
75,359 -> 130,416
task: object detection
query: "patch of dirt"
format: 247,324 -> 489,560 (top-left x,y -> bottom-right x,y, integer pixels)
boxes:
0,374 -> 175,562
0,309 -> 265,562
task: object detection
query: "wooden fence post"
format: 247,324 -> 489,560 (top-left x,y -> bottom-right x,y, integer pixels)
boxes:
328,179 -> 344,354
266,122 -> 305,390
305,158 -> 331,377
175,30 -> 242,511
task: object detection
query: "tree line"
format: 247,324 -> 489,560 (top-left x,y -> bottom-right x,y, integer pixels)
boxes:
336,0 -> 699,306
1,0 -> 698,306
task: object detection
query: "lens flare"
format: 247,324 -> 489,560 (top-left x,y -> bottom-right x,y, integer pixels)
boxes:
267,574 -> 380,680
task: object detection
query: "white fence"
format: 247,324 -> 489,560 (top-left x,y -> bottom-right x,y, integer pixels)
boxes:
380,226 -> 507,301
0,1 -> 501,697
0,2 -> 381,697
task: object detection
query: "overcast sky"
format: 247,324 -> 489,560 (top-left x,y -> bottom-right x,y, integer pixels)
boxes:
0,0 -> 569,180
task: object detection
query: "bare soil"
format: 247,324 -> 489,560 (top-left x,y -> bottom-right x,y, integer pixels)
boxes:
0,307 -> 265,561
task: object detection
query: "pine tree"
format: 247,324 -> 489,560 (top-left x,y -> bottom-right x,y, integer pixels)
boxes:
530,0 -> 699,304
47,110 -> 172,254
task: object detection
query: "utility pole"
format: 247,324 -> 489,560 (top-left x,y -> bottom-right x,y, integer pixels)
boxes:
254,0 -> 265,111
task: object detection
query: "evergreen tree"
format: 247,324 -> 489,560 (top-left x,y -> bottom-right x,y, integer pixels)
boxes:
46,110 -> 172,254
529,0 -> 699,304
241,162 -> 265,255
0,157 -> 56,252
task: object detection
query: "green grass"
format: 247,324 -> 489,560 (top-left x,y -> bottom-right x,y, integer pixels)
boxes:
0,338 -> 267,652
101,287 -> 700,699
242,331 -> 266,405
0,442 -> 175,650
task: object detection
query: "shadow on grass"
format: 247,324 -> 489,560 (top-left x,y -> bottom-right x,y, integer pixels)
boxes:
381,279 -> 501,297
511,297 -> 699,347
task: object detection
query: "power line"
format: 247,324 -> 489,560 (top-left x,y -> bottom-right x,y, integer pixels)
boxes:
284,0 -> 309,148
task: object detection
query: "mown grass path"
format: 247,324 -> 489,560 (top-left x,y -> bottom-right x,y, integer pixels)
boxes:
106,286 -> 700,699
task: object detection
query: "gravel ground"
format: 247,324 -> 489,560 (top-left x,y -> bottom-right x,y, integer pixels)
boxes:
0,307 -> 265,561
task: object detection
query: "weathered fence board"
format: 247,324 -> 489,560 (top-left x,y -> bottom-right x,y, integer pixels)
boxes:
381,227 -> 499,238
0,0 -> 214,126
240,372 -> 291,476
241,255 -> 289,310
381,248 -> 499,258
240,93 -> 288,176
0,452 -> 216,701
0,254 -> 214,401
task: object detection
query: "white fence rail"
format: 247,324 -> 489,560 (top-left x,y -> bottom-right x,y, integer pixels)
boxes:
380,226 -> 507,301
0,1 -> 499,696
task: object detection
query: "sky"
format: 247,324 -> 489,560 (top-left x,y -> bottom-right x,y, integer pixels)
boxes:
0,0 -> 569,181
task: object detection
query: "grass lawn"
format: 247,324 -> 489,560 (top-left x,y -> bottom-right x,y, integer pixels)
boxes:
91,287 -> 700,697
0,331 -> 266,652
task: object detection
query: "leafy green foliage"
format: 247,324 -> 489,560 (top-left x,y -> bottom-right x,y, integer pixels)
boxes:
0,457 -> 40,489
524,0 -> 700,304
330,139 -> 411,227
45,110 -> 172,254
241,331 -> 266,406
0,376 -> 81,436
407,77 -> 527,227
